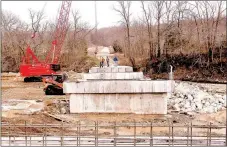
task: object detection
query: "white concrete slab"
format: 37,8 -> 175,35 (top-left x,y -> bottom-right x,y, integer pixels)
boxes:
83,72 -> 144,80
89,66 -> 133,73
69,93 -> 167,114
63,80 -> 173,94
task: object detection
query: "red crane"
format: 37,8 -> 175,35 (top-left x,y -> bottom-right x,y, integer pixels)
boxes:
20,1 -> 72,94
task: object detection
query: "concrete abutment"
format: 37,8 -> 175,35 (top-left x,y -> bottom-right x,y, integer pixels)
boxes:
63,66 -> 174,114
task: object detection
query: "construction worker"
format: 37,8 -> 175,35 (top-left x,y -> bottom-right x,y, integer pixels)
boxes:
106,56 -> 110,67
99,57 -> 102,68
113,56 -> 118,66
100,57 -> 105,68
102,57 -> 105,67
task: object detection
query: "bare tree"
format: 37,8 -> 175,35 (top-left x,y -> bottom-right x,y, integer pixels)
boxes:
163,1 -> 174,57
28,4 -> 47,57
130,19 -> 147,57
60,8 -> 96,67
141,1 -> 153,59
188,3 -> 203,64
211,1 -> 226,62
2,10 -> 30,69
1,10 -> 22,32
171,1 -> 188,54
192,1 -> 226,64
151,1 -> 165,57
113,1 -> 136,67
28,4 -> 46,38
71,9 -> 96,43
72,10 -> 81,39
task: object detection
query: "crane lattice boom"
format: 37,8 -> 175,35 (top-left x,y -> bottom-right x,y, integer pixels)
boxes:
45,1 -> 72,64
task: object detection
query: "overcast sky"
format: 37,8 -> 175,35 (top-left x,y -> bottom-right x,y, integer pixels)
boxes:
3,1 -> 226,29
2,1 -> 142,29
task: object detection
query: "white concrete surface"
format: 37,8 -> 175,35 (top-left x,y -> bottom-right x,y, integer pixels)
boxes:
63,80 -> 173,94
89,66 -> 133,73
65,65 -> 174,115
69,93 -> 168,114
83,72 -> 144,80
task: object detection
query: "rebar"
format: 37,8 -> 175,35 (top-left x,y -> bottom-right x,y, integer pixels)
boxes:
1,121 -> 225,146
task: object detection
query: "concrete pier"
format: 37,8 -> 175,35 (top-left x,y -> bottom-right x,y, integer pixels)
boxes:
69,93 -> 168,114
63,80 -> 172,93
83,72 -> 144,80
89,66 -> 133,73
64,66 -> 174,114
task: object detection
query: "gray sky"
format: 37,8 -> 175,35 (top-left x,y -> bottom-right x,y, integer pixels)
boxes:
2,1 -> 142,29
2,1 -> 226,29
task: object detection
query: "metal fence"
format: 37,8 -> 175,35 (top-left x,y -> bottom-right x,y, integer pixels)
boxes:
1,121 -> 226,146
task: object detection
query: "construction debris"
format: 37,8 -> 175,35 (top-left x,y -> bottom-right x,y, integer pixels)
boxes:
2,100 -> 44,116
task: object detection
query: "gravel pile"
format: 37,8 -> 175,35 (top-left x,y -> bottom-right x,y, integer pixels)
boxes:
168,82 -> 226,113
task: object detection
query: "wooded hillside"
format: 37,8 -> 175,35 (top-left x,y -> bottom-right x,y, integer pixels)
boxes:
2,1 -> 227,82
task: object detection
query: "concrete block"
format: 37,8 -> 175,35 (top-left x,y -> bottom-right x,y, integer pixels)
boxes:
63,80 -> 173,94
118,67 -> 126,72
99,73 -> 105,80
89,66 -> 133,73
68,66 -> 172,115
111,67 -> 118,73
69,93 -> 168,114
83,72 -> 144,80
125,67 -> 133,72
130,94 -> 142,113
115,94 -> 131,113
90,68 -> 98,73
104,95 -> 116,111
69,94 -> 83,112
105,67 -> 112,73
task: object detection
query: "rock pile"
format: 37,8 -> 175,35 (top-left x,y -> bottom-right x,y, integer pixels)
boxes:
168,82 -> 226,113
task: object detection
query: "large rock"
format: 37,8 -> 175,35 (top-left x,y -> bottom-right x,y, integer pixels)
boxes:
61,107 -> 67,114
206,106 -> 215,113
217,104 -> 223,110
174,98 -> 181,104
187,94 -> 194,101
218,98 -> 224,104
196,103 -> 202,110
214,94 -> 222,98
194,92 -> 207,101
213,107 -> 218,113
185,101 -> 190,108
201,100 -> 206,104
172,104 -> 180,111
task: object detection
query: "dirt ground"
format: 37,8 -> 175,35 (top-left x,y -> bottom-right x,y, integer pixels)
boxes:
1,74 -> 226,136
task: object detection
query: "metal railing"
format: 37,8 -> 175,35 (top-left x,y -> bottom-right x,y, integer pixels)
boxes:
1,121 -> 226,146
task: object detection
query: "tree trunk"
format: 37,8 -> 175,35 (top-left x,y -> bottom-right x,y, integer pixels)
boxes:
149,41 -> 152,59
219,46 -> 222,62
129,56 -> 136,70
157,20 -> 161,58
